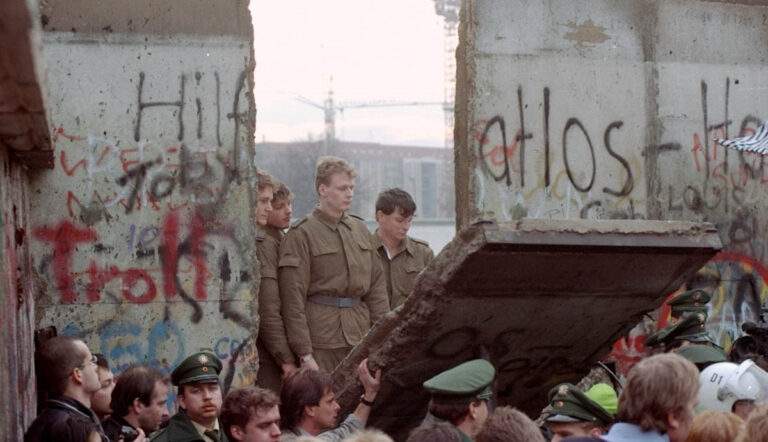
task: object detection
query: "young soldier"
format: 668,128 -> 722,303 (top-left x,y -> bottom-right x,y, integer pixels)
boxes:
256,179 -> 298,392
371,188 -> 434,309
278,156 -> 389,372
103,365 -> 169,441
25,336 -> 107,442
220,387 -> 281,442
151,352 -> 227,442
421,359 -> 496,442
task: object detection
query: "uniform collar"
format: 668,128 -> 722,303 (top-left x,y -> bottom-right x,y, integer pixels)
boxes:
313,207 -> 352,230
191,418 -> 220,438
263,225 -> 284,241
372,229 -> 411,258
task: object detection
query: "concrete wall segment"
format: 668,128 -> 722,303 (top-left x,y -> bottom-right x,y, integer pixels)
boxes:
30,0 -> 258,396
457,0 -> 768,361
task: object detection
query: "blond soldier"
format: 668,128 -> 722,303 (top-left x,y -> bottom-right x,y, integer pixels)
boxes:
278,156 -> 389,372
371,188 -> 434,309
256,180 -> 298,392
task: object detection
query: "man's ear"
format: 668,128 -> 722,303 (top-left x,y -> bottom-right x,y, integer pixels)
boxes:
375,210 -> 383,223
468,401 -> 480,420
230,425 -> 246,441
589,426 -> 606,437
317,184 -> 327,198
666,408 -> 683,431
305,404 -> 317,418
131,397 -> 144,414
71,367 -> 83,386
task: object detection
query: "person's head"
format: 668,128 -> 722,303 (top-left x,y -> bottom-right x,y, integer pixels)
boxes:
172,352 -> 224,427
255,170 -> 274,226
221,387 -> 281,442
686,410 -> 742,442
90,354 -> 114,418
315,156 -> 356,214
36,336 -> 101,401
406,421 -> 461,442
280,368 -> 338,433
424,359 -> 496,438
544,383 -> 615,441
110,365 -> 170,433
698,359 -> 768,420
475,407 -> 546,442
736,405 -> 768,442
617,353 -> 700,442
267,181 -> 293,229
375,188 -> 416,243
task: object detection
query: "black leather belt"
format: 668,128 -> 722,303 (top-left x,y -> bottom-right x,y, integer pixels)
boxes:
308,295 -> 361,308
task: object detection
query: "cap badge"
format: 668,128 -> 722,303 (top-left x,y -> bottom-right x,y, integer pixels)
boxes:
199,354 -> 209,364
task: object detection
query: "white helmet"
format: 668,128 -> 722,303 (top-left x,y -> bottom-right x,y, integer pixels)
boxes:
698,359 -> 768,413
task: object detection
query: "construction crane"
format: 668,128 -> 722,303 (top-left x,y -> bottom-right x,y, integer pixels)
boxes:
295,87 -> 444,155
434,0 -> 461,148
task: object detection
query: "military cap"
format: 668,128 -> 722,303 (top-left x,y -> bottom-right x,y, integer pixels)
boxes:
545,383 -> 614,428
674,344 -> 727,369
646,313 -> 712,348
171,351 -> 222,386
668,289 -> 711,318
423,359 -> 495,402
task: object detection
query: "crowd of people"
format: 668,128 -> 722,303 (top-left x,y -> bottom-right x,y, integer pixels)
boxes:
23,156 -> 768,441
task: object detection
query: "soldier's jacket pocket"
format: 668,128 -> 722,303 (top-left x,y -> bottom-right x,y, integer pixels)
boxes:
309,240 -> 339,257
396,261 -> 423,294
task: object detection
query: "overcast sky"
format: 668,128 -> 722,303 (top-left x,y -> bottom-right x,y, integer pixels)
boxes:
252,1 -> 447,147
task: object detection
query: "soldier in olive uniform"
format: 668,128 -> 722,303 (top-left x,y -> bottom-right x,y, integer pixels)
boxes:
543,383 -> 616,441
421,359 -> 496,442
278,156 -> 389,372
371,188 -> 434,309
151,352 -> 228,442
255,176 -> 298,392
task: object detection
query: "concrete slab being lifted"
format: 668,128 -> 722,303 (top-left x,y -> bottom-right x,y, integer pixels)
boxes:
333,219 -> 722,439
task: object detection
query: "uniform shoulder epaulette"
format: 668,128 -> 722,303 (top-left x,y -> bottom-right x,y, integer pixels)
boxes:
410,236 -> 431,247
290,217 -> 309,229
348,213 -> 366,222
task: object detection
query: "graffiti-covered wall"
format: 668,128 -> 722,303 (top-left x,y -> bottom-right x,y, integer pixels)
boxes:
31,1 -> 259,389
456,0 -> 768,352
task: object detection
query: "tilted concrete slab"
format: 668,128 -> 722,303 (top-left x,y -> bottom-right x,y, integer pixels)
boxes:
333,219 -> 721,439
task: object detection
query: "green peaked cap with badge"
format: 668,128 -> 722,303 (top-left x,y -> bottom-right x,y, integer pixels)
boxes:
646,312 -> 712,348
545,383 -> 615,428
668,289 -> 711,318
423,359 -> 496,402
171,351 -> 222,386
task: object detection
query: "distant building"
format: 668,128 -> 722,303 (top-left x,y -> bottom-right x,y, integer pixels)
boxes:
255,140 -> 455,222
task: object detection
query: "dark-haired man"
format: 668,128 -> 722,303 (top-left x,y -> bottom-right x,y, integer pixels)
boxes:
25,336 -> 107,442
279,358 -> 380,441
151,352 -> 227,442
372,188 -> 434,309
91,354 -> 115,421
103,365 -> 169,441
221,387 -> 281,442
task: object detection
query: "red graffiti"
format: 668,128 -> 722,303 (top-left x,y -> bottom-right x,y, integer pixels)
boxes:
190,213 -> 210,300
34,221 -> 98,303
610,333 -> 648,376
161,210 -> 180,298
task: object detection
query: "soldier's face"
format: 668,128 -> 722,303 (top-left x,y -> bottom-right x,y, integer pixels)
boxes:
90,366 -> 114,416
547,422 -> 600,442
178,382 -> 223,426
137,380 -> 170,433
230,405 -> 281,442
307,388 -> 340,431
255,187 -> 274,226
268,197 -> 293,229
376,207 -> 413,242
320,173 -> 354,213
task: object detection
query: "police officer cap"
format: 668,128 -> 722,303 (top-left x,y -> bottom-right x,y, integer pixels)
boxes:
669,289 -> 711,317
171,351 -> 222,386
423,359 -> 495,401
674,344 -> 727,368
646,313 -> 711,348
545,383 -> 615,428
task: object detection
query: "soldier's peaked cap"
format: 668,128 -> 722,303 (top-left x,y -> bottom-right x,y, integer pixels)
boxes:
669,289 -> 711,315
545,383 -> 615,428
423,359 -> 496,401
171,351 -> 222,386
